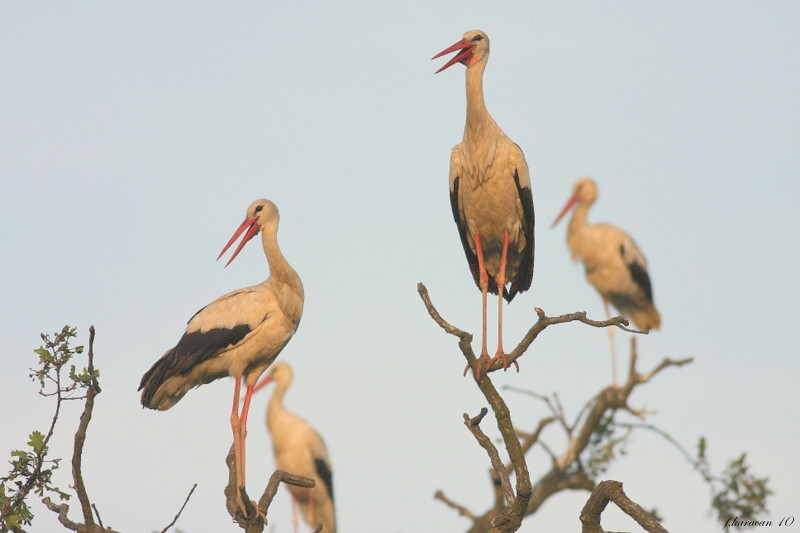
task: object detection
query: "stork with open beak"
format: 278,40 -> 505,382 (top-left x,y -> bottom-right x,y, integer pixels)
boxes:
139,198 -> 304,513
433,30 -> 535,379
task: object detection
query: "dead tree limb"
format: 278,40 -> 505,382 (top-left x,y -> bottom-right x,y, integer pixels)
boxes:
158,484 -> 198,533
580,480 -> 668,533
71,326 -> 99,527
418,283 -> 533,533
224,445 -> 315,532
418,283 -> 691,533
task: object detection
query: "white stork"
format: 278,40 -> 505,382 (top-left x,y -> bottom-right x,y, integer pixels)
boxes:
433,30 -> 535,379
552,177 -> 660,381
254,362 -> 336,533
139,198 -> 304,513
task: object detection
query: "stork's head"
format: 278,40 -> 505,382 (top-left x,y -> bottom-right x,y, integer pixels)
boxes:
432,30 -> 490,73
217,198 -> 279,267
253,361 -> 293,394
551,177 -> 599,228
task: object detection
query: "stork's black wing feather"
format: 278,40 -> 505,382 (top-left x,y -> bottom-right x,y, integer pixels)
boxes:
506,168 -> 535,302
314,457 -> 334,502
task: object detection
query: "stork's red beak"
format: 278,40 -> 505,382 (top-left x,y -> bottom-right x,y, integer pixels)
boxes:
252,373 -> 275,394
551,195 -> 580,228
432,38 -> 473,73
218,217 -> 260,267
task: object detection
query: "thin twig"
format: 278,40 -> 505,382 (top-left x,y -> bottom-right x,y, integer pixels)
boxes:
158,484 -> 198,533
417,283 -> 471,339
91,503 -> 104,529
434,490 -> 477,521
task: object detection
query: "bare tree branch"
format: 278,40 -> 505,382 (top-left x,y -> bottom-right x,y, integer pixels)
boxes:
580,480 -> 668,533
71,326 -> 99,526
434,490 -> 477,521
417,282 -> 642,377
463,409 -> 514,507
418,283 -> 531,532
418,283 -> 694,532
224,445 -> 315,532
158,484 -> 198,533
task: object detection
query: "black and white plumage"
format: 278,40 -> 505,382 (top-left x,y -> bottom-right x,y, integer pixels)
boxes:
255,363 -> 336,533
139,198 -> 304,510
433,30 -> 535,378
552,177 -> 660,331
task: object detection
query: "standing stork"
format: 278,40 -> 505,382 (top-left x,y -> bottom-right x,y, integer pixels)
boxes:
433,30 -> 535,378
552,177 -> 660,381
254,362 -> 336,533
139,198 -> 304,513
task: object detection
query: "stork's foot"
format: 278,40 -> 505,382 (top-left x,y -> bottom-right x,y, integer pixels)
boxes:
233,493 -> 263,523
464,352 -> 521,379
235,492 -> 248,518
492,351 -> 520,374
463,353 -> 490,379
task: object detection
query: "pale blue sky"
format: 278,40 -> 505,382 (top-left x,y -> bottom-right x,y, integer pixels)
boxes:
2,2 -> 798,532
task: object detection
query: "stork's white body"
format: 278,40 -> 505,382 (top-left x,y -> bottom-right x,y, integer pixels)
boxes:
139,199 -> 303,513
556,177 -> 660,331
435,30 -> 535,375
261,363 -> 336,533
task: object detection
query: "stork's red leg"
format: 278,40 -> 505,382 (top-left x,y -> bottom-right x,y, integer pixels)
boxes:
491,231 -> 518,373
467,234 -> 493,379
239,382 -> 256,487
475,234 -> 490,356
230,376 -> 247,513
603,298 -> 618,385
308,486 -> 317,531
290,495 -> 300,533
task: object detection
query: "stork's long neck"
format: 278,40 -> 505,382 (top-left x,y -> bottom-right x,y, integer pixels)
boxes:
463,60 -> 501,142
567,201 -> 593,260
261,222 -> 304,321
266,379 -> 290,431
568,201 -> 591,234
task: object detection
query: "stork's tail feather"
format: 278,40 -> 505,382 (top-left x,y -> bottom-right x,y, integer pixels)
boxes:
630,305 -> 661,331
139,349 -> 177,410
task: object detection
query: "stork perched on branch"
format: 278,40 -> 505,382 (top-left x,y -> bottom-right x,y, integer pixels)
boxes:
254,363 -> 336,533
433,29 -> 535,379
552,177 -> 660,382
139,198 -> 304,512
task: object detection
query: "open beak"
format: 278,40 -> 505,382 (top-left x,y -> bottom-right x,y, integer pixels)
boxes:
432,38 -> 473,73
551,195 -> 580,228
217,217 -> 260,267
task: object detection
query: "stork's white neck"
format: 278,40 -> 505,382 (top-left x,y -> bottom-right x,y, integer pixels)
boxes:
260,221 -> 304,323
568,201 -> 592,233
462,59 -> 503,146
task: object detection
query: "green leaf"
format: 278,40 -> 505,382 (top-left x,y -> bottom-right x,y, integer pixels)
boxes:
27,431 -> 45,453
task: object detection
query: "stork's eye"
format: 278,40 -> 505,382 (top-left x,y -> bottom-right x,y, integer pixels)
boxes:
255,205 -> 264,214
473,35 -> 484,42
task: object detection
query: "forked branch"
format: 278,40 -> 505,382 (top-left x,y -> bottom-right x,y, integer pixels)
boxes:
417,283 -> 689,533
580,480 -> 668,533
224,445 -> 316,533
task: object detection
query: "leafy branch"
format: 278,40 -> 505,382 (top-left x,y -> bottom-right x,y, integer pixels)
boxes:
1,326 -> 196,533
1,326 -> 82,531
